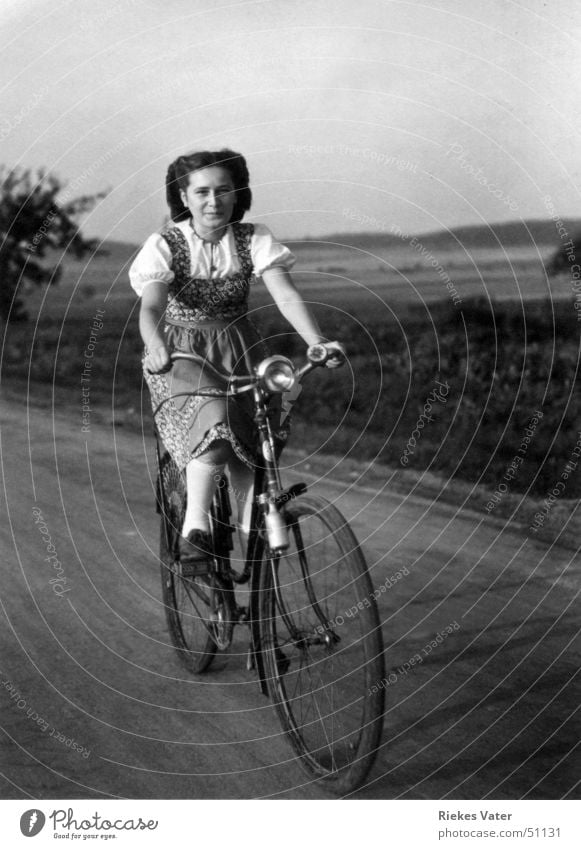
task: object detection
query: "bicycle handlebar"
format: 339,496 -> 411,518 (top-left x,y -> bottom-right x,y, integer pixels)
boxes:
150,345 -> 344,417
306,342 -> 331,364
166,343 -> 345,388
306,342 -> 345,366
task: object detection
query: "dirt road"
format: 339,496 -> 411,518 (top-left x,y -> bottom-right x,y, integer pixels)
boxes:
0,399 -> 578,799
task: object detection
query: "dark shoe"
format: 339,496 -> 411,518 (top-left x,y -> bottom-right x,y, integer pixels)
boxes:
179,530 -> 212,577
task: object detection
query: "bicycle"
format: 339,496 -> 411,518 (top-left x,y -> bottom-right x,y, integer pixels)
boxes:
153,344 -> 385,793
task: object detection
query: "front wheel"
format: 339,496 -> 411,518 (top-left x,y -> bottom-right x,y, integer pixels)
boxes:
259,494 -> 385,793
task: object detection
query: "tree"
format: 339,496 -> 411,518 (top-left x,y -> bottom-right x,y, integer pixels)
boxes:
545,229 -> 581,277
0,166 -> 107,321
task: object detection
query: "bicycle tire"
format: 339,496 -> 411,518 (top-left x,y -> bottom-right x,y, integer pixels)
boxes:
211,473 -> 246,584
259,494 -> 385,793
158,451 -> 217,673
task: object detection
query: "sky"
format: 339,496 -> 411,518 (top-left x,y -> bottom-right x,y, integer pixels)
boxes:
1,0 -> 580,245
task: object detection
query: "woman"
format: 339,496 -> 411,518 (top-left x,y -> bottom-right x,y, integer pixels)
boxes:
130,148 -> 344,569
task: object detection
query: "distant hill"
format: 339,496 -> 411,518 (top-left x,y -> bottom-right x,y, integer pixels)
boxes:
311,218 -> 581,252
43,239 -> 140,267
72,219 -> 581,263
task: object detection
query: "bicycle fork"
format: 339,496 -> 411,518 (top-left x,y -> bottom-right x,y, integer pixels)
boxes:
253,385 -> 298,552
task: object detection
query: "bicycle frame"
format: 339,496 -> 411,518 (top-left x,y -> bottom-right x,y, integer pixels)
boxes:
153,350 -> 328,694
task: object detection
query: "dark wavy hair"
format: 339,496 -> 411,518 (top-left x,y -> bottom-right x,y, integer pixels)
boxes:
165,149 -> 252,223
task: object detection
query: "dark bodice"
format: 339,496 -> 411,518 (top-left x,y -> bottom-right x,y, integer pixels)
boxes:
160,222 -> 255,323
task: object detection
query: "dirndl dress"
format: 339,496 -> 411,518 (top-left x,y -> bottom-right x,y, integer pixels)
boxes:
143,222 -> 268,470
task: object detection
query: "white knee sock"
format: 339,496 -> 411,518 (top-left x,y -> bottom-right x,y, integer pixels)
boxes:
227,456 -> 255,536
182,457 -> 225,536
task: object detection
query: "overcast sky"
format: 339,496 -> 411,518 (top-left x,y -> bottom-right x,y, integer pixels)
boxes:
1,0 -> 580,245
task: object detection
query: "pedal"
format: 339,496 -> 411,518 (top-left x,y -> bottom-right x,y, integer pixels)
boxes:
179,561 -> 212,579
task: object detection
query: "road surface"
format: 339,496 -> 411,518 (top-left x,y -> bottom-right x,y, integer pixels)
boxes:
0,399 -> 579,799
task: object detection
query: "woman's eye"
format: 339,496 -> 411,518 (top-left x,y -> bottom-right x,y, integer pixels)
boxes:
193,186 -> 233,197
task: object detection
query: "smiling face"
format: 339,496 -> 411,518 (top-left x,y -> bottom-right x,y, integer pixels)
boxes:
179,166 -> 236,240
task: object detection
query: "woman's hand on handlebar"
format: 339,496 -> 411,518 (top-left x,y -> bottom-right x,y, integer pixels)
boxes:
307,340 -> 346,368
145,344 -> 172,374
324,340 -> 346,368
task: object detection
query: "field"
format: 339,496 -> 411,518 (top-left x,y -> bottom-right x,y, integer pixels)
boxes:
3,221 -> 581,520
10,217 -> 575,321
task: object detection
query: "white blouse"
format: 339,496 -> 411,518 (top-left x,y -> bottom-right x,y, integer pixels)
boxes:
129,221 -> 296,296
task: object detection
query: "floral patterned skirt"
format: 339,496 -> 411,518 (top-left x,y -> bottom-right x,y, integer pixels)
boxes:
145,316 -> 267,470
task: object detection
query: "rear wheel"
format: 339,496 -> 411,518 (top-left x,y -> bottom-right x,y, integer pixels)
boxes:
159,451 -> 217,673
259,494 -> 385,793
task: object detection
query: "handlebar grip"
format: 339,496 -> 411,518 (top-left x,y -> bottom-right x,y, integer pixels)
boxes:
307,343 -> 346,367
307,343 -> 330,364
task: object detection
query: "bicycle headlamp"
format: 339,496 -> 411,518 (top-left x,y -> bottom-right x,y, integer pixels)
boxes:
256,356 -> 296,393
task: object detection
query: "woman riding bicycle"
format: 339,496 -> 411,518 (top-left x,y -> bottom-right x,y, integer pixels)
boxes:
129,148 -> 344,569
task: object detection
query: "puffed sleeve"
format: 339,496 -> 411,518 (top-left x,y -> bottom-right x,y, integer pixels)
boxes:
251,223 -> 296,277
128,233 -> 175,296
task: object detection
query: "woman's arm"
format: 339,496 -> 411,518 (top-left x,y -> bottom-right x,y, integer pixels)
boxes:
261,267 -> 328,347
139,281 -> 171,373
